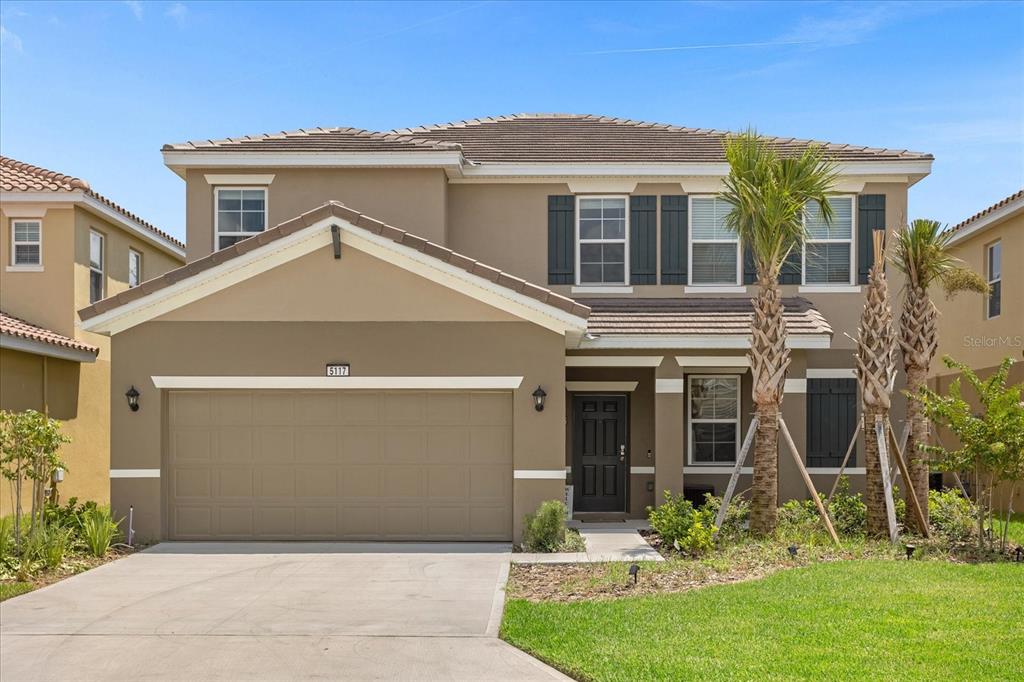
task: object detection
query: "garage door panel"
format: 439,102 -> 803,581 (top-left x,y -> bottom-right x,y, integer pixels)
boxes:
166,390 -> 511,541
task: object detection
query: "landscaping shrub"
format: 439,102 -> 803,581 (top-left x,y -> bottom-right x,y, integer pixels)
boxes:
698,494 -> 749,540
826,477 -> 867,535
40,526 -> 74,569
648,492 -> 717,555
80,506 -> 120,558
928,488 -> 975,542
522,500 -> 572,553
45,497 -> 98,532
0,516 -> 13,560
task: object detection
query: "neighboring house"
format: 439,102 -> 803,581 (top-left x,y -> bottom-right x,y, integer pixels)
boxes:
78,114 -> 932,542
932,189 -> 1023,510
0,157 -> 185,509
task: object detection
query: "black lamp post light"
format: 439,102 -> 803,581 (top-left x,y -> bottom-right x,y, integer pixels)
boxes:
787,544 -> 799,558
532,386 -> 547,412
125,385 -> 140,412
905,544 -> 916,560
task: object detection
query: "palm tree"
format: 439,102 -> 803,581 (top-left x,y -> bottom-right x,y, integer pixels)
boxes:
856,230 -> 897,536
720,130 -> 837,534
891,219 -> 988,533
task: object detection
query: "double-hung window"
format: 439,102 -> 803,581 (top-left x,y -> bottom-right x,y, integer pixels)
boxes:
128,249 -> 142,288
689,197 -> 740,285
688,376 -> 740,464
10,220 -> 42,268
89,231 -> 105,304
987,241 -> 1001,319
577,196 -> 627,285
804,197 -> 854,285
215,187 -> 267,250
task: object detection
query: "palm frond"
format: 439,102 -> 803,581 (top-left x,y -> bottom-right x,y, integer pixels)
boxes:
890,219 -> 989,295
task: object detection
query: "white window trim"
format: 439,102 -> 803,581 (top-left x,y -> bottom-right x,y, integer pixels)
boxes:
128,248 -> 143,288
687,374 -> 741,466
802,195 -> 856,287
89,230 -> 105,303
986,240 -> 1001,320
9,219 -> 42,270
214,186 -> 269,252
688,195 -> 741,286
575,195 -> 630,287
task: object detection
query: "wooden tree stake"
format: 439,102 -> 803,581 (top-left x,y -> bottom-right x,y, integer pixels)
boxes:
875,416 -> 899,543
887,420 -> 929,538
827,415 -> 864,500
714,416 -> 759,536
778,416 -> 841,546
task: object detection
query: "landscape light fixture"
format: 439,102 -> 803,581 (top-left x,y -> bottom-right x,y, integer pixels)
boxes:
628,563 -> 640,584
125,385 -> 140,412
905,544 -> 916,560
1015,547 -> 1022,563
532,386 -> 547,412
787,544 -> 798,558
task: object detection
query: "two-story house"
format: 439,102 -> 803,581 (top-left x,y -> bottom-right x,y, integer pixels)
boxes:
1,156 -> 185,508
78,115 -> 933,542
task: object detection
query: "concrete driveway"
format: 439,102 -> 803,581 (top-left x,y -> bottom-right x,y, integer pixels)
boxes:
0,543 -> 567,681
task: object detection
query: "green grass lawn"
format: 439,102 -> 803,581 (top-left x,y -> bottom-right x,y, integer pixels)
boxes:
992,512 -> 1024,546
502,561 -> 1024,681
0,582 -> 33,602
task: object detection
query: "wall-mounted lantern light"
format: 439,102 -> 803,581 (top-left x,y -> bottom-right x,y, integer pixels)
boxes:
532,386 -> 547,412
125,385 -> 140,412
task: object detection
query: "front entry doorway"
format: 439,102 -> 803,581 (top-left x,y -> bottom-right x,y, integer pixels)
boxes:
571,394 -> 628,512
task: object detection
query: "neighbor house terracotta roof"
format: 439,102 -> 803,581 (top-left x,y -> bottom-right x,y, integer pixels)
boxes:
585,298 -> 832,337
1,156 -> 185,252
0,310 -> 99,356
79,201 -> 591,322
162,113 -> 932,164
948,189 -> 1024,234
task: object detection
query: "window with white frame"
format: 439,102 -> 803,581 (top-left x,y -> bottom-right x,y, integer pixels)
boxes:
215,187 -> 267,250
10,220 -> 42,267
577,196 -> 627,285
804,197 -> 854,285
688,375 -> 740,464
689,197 -> 740,285
128,249 -> 142,288
89,231 -> 105,304
987,240 -> 1001,319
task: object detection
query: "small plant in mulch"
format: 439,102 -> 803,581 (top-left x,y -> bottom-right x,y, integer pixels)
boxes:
518,500 -> 584,553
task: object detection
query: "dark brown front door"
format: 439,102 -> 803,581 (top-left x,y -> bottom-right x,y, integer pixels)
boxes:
572,394 -> 627,512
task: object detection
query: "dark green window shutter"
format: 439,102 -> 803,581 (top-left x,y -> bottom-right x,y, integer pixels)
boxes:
548,196 -> 575,285
743,245 -> 756,284
660,195 -> 688,284
630,196 -> 657,285
807,378 -> 858,467
857,195 -> 886,284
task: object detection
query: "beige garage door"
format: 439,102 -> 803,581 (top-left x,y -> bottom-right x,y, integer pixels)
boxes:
166,390 -> 513,541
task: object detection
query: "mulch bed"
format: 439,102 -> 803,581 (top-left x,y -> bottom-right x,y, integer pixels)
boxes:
1,544 -> 139,595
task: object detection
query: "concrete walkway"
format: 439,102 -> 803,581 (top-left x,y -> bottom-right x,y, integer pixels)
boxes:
0,543 -> 569,681
513,525 -> 664,564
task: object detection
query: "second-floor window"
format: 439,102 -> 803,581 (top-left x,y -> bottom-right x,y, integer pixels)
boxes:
577,196 -> 627,285
89,231 -> 105,303
128,249 -> 142,288
690,197 -> 740,285
987,240 -> 1001,319
804,197 -> 854,285
215,187 -> 267,250
10,219 -> 42,267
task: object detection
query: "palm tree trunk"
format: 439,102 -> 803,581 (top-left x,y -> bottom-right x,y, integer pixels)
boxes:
748,275 -> 788,535
899,283 -> 936,533
863,407 -> 888,535
904,364 -> 931,532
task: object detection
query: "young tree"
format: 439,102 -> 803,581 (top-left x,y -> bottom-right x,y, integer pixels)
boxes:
720,130 -> 837,534
0,410 -> 69,550
891,220 -> 988,532
916,356 -> 1024,549
855,230 -> 897,536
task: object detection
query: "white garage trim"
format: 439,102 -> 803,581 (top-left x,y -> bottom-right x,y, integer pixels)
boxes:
151,376 -> 524,390
110,469 -> 161,478
566,381 -> 639,392
514,470 -> 569,479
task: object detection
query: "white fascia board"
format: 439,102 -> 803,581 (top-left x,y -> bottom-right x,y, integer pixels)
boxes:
565,355 -> 664,367
579,335 -> 831,350
204,174 -> 276,185
151,376 -> 524,390
675,356 -> 749,368
163,150 -> 465,171
82,217 -> 587,336
947,196 -> 1024,245
457,160 -> 932,179
565,381 -> 639,392
0,333 -> 98,363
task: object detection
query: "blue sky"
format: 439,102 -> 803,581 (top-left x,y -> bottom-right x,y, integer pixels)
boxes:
2,1 -> 1022,242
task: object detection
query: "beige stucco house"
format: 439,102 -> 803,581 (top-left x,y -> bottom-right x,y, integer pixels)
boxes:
79,114 -> 934,542
1,157 -> 185,509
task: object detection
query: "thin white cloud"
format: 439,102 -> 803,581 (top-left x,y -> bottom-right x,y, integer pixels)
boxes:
124,1 -> 143,20
346,1 -> 491,49
166,2 -> 187,27
579,39 -> 815,56
780,2 -> 951,48
0,24 -> 23,53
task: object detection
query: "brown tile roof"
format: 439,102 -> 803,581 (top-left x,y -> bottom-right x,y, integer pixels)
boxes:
0,310 -> 99,356
162,113 -> 932,164
79,201 -> 591,323
585,297 -> 832,337
161,127 -> 461,153
1,156 -> 185,252
949,188 -> 1024,234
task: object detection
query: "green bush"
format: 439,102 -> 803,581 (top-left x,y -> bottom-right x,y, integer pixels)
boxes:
826,477 -> 867,535
648,492 -> 717,555
80,506 -> 120,558
697,493 -> 749,540
929,488 -> 975,541
522,500 -> 571,552
40,526 -> 74,569
45,497 -> 98,534
0,516 -> 13,560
